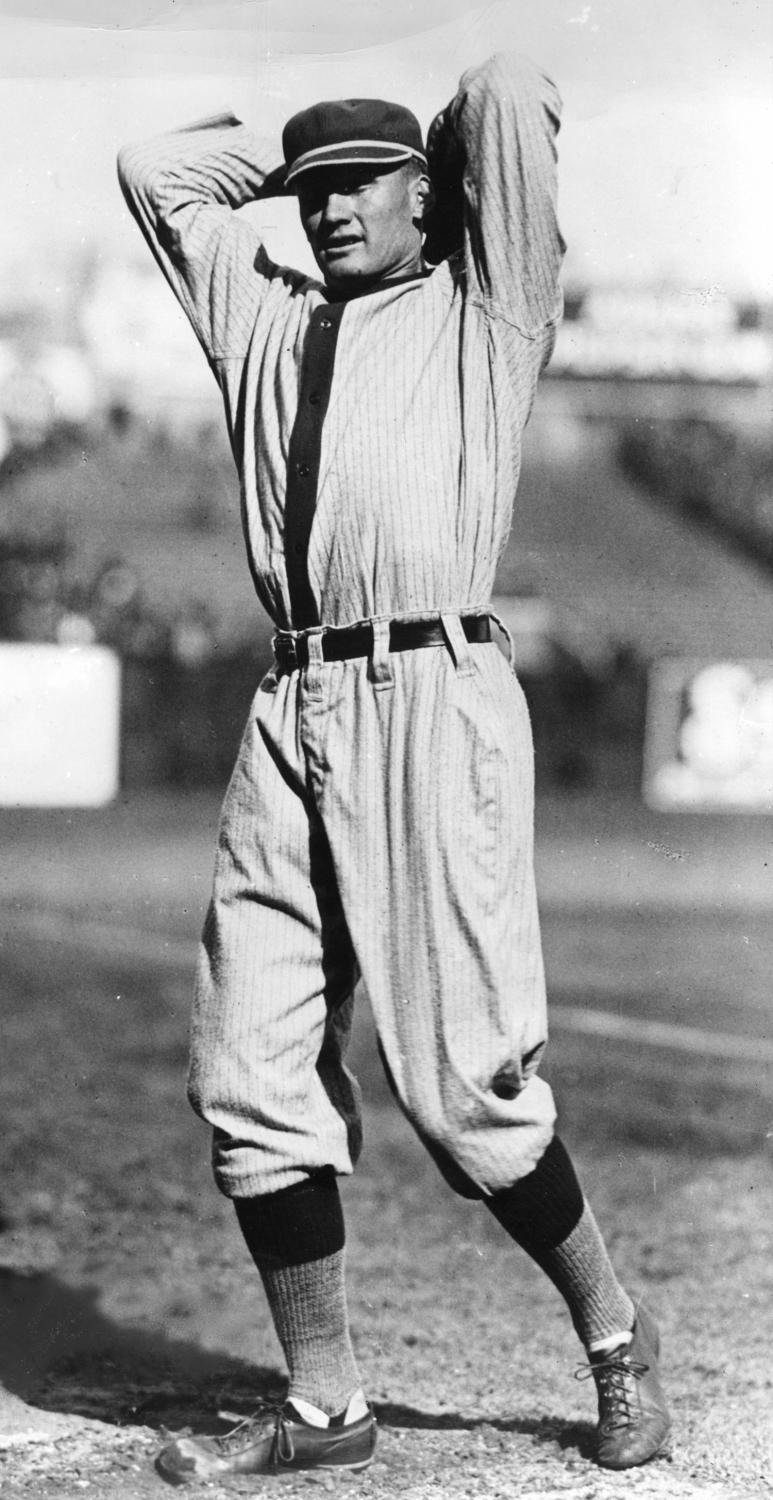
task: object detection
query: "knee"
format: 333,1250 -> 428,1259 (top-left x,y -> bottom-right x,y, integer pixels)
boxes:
405,1077 -> 558,1200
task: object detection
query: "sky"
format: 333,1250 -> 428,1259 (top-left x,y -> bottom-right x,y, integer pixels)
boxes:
0,0 -> 771,298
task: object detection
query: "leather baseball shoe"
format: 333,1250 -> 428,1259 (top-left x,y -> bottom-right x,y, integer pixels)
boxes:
579,1303 -> 671,1470
155,1398 -> 377,1485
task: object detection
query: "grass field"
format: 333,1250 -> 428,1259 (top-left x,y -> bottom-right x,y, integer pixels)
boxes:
1,789 -> 772,1499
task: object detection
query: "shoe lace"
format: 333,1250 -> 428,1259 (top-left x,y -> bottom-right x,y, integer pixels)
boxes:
210,1401 -> 289,1458
575,1352 -> 650,1431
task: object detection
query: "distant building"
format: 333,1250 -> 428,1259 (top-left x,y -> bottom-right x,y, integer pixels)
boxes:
550,285 -> 773,386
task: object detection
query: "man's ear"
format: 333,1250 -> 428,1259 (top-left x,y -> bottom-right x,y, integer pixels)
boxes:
413,172 -> 435,227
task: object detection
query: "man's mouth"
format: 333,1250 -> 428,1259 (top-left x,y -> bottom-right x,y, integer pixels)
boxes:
322,237 -> 362,257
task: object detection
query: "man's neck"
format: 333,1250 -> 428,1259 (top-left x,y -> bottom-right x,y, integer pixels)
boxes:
324,263 -> 430,301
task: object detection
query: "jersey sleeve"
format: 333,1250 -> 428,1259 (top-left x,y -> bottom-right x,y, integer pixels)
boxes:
437,52 -> 565,337
116,115 -> 291,366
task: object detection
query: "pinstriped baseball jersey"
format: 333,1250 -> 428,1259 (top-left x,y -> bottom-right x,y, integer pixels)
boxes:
117,53 -> 563,631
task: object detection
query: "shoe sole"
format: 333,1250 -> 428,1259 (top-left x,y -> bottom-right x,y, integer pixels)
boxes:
310,1457 -> 374,1471
156,1445 -> 375,1484
598,1441 -> 672,1470
156,1456 -> 374,1485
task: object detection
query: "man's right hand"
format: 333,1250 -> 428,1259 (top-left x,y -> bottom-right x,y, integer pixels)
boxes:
423,107 -> 466,264
255,163 -> 293,199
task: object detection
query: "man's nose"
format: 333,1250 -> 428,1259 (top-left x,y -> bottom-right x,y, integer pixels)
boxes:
321,192 -> 352,222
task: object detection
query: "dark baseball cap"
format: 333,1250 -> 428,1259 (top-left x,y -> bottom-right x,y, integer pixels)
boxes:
282,97 -> 427,188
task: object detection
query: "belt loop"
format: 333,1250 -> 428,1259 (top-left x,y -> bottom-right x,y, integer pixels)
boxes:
440,612 -> 475,676
488,608 -> 516,670
304,626 -> 325,697
272,630 -> 295,676
369,617 -> 394,692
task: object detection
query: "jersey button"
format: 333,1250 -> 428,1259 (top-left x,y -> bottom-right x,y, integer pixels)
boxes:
309,392 -> 321,406
296,462 -> 310,477
319,317 -> 332,329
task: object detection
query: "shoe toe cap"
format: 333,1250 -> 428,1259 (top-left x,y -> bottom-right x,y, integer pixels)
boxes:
597,1413 -> 671,1470
155,1436 -> 225,1484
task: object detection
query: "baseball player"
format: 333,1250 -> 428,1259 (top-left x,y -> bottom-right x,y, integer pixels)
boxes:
118,50 -> 670,1483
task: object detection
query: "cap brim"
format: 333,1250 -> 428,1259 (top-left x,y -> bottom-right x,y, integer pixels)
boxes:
285,140 -> 427,187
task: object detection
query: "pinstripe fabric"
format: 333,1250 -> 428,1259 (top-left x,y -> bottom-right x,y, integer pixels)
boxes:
189,636 -> 555,1197
116,53 -> 563,631
120,52 -> 564,1198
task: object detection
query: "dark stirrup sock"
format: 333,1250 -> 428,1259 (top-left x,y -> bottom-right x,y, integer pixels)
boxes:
485,1136 -> 635,1348
235,1171 -> 362,1415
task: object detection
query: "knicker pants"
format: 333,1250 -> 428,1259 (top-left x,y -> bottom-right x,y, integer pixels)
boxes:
187,616 -> 556,1199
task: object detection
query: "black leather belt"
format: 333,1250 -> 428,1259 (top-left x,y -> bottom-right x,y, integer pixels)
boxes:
273,615 -> 492,673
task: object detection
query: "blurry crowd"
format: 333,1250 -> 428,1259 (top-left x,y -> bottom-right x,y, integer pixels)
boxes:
1,531 -> 185,660
619,417 -> 773,568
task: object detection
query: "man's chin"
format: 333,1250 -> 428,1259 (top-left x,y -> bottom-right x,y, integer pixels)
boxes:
322,259 -> 371,291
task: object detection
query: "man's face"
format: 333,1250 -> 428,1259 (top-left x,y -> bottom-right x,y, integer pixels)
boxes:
296,162 -> 429,292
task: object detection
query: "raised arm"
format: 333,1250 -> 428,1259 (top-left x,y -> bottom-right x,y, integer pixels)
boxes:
117,115 -> 292,366
427,53 -> 565,337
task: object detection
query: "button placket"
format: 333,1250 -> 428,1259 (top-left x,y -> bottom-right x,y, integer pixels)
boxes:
284,300 -> 346,629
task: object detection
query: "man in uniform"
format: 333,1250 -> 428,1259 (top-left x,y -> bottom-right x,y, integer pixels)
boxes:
118,50 -> 671,1483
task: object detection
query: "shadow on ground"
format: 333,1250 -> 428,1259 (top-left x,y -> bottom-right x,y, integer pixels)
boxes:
0,1267 -> 281,1431
1,1268 -> 598,1463
372,1400 -> 594,1457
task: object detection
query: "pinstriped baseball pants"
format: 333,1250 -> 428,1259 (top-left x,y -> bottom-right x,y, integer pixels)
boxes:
187,613 -> 556,1199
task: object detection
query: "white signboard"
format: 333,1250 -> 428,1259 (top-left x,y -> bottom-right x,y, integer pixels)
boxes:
644,658 -> 773,813
0,644 -> 120,807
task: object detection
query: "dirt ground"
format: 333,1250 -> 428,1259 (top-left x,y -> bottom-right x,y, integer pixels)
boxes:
1,791 -> 772,1499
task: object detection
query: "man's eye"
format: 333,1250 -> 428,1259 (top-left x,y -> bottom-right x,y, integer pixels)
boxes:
299,177 -> 371,213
